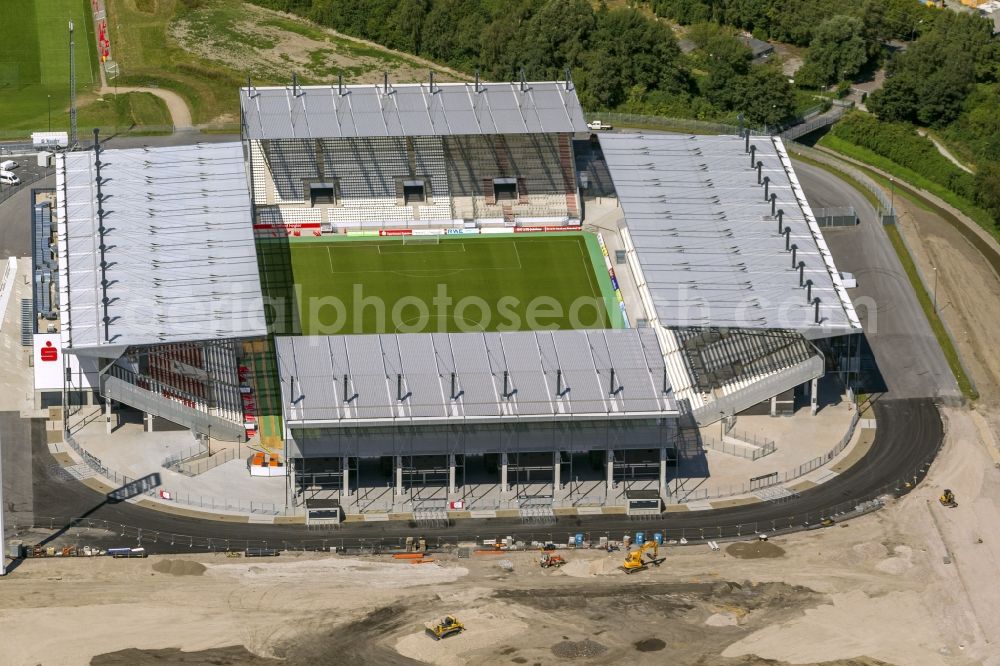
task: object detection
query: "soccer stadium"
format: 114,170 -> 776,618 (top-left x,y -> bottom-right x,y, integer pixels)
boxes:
47,75 -> 860,519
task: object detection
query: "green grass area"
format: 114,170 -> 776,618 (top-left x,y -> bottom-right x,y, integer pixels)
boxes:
76,91 -> 172,133
103,0 -> 246,125
257,234 -> 622,336
0,0 -> 100,131
818,134 -> 998,243
100,0 -> 461,128
243,340 -> 283,451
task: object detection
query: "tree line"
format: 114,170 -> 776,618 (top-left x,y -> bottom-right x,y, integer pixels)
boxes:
248,0 -> 797,126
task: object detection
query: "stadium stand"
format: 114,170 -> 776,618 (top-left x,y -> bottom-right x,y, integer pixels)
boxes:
443,134 -> 577,222
263,139 -> 319,204
673,328 -> 817,396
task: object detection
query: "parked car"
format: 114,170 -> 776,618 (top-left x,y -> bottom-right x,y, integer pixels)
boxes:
0,160 -> 19,170
0,171 -> 21,186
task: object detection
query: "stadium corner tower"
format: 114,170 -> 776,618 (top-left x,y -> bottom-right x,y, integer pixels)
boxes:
54,74 -> 860,515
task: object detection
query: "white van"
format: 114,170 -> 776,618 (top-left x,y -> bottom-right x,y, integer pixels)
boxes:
0,171 -> 21,186
0,160 -> 18,171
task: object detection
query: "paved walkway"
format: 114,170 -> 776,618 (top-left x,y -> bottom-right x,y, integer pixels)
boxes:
66,409 -> 286,515
916,129 -> 974,174
0,258 -> 36,416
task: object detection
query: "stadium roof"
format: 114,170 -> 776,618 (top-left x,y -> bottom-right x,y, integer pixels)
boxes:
57,142 -> 267,351
599,133 -> 861,337
276,328 -> 676,427
240,80 -> 588,140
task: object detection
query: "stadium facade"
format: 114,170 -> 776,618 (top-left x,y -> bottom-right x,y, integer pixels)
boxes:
47,76 -> 860,515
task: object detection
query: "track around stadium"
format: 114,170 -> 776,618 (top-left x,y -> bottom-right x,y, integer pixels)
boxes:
23,397 -> 942,554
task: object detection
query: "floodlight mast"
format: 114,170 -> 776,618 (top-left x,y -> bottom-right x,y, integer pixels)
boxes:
69,21 -> 78,149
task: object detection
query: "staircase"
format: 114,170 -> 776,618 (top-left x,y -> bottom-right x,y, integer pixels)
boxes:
558,135 -> 579,218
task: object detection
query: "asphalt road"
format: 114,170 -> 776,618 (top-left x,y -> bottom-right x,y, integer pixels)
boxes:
793,160 -> 960,402
23,398 -> 940,553
0,170 -> 53,258
1,414 -> 35,530
0,135 -> 948,554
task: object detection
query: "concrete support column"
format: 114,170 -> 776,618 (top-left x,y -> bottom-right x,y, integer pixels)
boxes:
606,449 -> 614,494
553,451 -> 561,492
341,456 -> 351,497
769,396 -> 777,417
448,454 -> 457,494
659,447 -> 668,499
104,400 -> 113,434
394,456 -> 403,495
144,412 -> 154,433
500,452 -> 509,493
810,377 -> 819,416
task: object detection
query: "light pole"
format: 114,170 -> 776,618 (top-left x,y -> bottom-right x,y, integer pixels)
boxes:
889,177 -> 895,219
47,95 -> 51,131
933,266 -> 938,313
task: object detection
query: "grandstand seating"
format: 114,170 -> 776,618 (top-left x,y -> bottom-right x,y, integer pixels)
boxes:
573,138 -> 617,198
249,140 -> 269,204
443,134 -> 577,222
253,133 -> 578,229
673,328 -> 816,398
262,139 -> 319,204
255,137 -> 458,229
124,341 -> 244,423
657,327 -> 706,411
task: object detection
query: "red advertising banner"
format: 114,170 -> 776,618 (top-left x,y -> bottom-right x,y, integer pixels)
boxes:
514,225 -> 575,233
253,223 -> 322,230
378,229 -> 414,236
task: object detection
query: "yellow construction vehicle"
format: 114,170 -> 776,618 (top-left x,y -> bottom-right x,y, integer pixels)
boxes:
540,552 -> 567,568
620,541 -> 665,574
425,615 -> 465,640
939,489 -> 957,508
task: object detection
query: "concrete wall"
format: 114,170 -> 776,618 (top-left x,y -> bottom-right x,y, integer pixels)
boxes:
287,417 -> 678,459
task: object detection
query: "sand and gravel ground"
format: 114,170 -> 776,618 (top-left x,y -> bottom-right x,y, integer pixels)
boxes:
9,188 -> 1000,664
6,194 -> 1000,665
3,414 -> 1000,666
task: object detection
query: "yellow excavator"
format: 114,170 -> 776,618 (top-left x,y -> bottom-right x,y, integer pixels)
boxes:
425,615 -> 465,640
540,552 -> 567,568
939,489 -> 957,508
620,541 -> 665,574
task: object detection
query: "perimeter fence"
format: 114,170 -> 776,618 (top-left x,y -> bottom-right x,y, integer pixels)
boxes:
13,422 -> 942,555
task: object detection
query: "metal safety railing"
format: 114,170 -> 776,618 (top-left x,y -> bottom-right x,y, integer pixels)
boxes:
700,432 -> 777,460
62,431 -> 283,515
9,435 -> 940,554
677,407 -> 863,502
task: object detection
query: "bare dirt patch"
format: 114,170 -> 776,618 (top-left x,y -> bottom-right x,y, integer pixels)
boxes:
726,540 -> 786,559
150,559 -> 206,576
5,496 -> 999,666
550,638 -> 608,659
635,637 -> 666,652
169,2 -> 463,84
92,646 -> 277,665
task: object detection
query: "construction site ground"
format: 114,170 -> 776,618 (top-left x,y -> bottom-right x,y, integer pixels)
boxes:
3,405 -> 999,666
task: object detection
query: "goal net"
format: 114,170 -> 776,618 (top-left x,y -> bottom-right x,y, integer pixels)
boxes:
402,235 -> 441,245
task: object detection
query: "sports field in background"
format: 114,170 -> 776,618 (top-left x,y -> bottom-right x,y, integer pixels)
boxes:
257,233 -> 623,336
0,0 -> 100,131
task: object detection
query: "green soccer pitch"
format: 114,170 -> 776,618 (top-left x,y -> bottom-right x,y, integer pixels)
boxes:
0,0 -> 99,131
257,233 -> 624,336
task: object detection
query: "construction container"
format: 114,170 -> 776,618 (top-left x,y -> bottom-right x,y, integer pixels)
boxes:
6,541 -> 24,559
